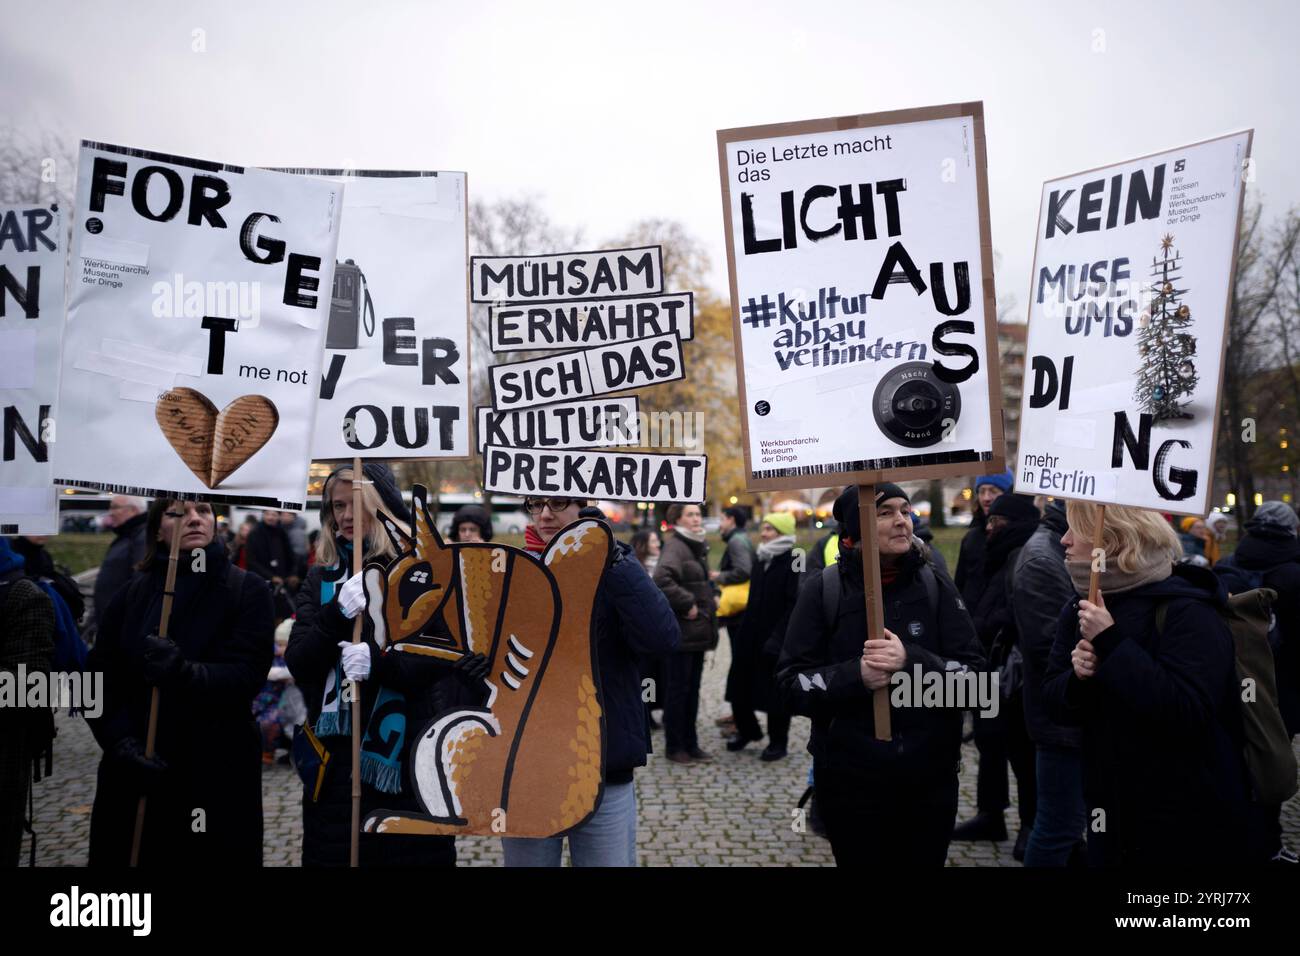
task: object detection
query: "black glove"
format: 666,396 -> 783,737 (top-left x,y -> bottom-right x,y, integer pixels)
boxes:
451,652 -> 491,685
112,736 -> 168,785
142,634 -> 188,686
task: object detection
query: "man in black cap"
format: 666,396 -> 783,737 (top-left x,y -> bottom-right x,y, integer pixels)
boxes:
778,484 -> 985,866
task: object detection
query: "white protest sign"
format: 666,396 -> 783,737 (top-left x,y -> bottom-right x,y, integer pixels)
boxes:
470,246 -> 663,303
283,170 -> 470,460
488,332 -> 685,410
1,204 -> 63,534
483,445 -> 707,502
475,397 -> 641,453
488,292 -> 693,353
717,103 -> 1004,491
52,142 -> 343,509
1015,131 -> 1251,515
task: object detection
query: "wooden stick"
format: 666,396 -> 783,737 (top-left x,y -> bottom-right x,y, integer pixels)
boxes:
1087,503 -> 1107,605
130,499 -> 185,866
350,457 -> 363,868
857,484 -> 892,741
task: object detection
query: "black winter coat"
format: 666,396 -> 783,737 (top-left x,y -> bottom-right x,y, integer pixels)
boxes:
246,522 -> 301,583
1042,564 -> 1252,866
93,512 -> 147,628
86,543 -> 274,866
1011,510 -> 1080,749
654,532 -> 717,652
1216,529 -> 1300,736
778,546 -> 986,779
954,510 -> 987,607
286,559 -> 458,868
589,541 -> 680,780
737,548 -> 801,712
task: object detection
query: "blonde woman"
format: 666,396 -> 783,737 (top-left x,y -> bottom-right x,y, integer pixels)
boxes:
1042,501 -> 1251,866
286,463 -> 484,867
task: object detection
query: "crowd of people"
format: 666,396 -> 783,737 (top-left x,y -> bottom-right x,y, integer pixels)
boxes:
1,475 -> 1297,868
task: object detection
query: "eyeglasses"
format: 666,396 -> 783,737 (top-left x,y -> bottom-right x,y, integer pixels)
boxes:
524,497 -> 575,515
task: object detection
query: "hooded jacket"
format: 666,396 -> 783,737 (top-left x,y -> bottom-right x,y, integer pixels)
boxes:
1042,564 -> 1252,865
777,545 -> 986,779
1011,503 -> 1080,749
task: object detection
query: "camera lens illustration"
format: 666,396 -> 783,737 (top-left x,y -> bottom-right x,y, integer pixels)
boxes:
872,361 -> 961,447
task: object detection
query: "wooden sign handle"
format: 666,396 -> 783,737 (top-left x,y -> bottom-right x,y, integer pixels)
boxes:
130,498 -> 186,866
350,456 -> 364,868
857,484 -> 892,741
1087,503 -> 1107,606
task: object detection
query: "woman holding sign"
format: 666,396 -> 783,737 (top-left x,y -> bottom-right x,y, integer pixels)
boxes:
777,485 -> 985,867
1043,502 -> 1251,866
86,499 -> 274,866
286,464 -> 480,867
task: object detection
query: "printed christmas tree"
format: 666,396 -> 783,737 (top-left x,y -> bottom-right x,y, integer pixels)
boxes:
1134,233 -> 1198,421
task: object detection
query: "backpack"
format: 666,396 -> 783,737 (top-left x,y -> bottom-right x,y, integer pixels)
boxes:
1154,590 -> 1298,804
1213,557 -> 1284,651
33,580 -> 88,675
822,559 -> 939,627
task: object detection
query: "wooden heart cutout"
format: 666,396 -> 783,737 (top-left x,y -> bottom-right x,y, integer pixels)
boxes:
155,388 -> 279,488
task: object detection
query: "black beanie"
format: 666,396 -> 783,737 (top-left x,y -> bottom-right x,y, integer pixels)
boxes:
988,492 -> 1040,524
832,483 -> 910,542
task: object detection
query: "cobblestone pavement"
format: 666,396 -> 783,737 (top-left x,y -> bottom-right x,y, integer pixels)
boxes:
24,634 -> 1300,866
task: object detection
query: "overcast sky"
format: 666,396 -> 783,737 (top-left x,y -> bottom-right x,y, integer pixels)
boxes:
4,0 -> 1296,310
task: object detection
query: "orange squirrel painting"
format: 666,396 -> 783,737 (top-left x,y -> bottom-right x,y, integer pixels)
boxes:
359,485 -> 612,838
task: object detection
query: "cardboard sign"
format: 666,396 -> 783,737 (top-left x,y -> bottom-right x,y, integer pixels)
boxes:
470,245 -> 663,304
1,203 -> 63,534
717,102 -> 1005,491
51,142 -> 342,508
358,486 -> 610,838
482,445 -> 707,502
283,170 -> 471,460
488,292 -> 694,353
1015,131 -> 1252,515
488,332 -> 685,411
475,397 -> 641,453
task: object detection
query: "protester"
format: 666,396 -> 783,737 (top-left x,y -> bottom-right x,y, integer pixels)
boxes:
85,498 -> 274,865
502,495 -> 678,866
631,528 -> 662,572
911,512 -> 950,580
450,503 -> 492,543
1204,511 -> 1228,567
0,538 -> 56,867
729,512 -> 800,760
1043,501 -> 1252,866
952,493 -> 1040,857
10,535 -> 85,628
631,528 -> 665,729
779,485 -> 986,866
92,496 -> 148,629
286,464 -> 465,867
712,506 -> 755,737
1010,499 -> 1085,866
231,516 -> 256,570
246,511 -> 303,622
1214,500 -> 1300,863
955,472 -> 1013,609
253,620 -> 298,766
1178,515 -> 1210,565
653,502 -> 717,764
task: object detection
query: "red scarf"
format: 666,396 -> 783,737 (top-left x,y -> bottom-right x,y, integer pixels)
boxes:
524,525 -> 546,555
879,563 -> 899,588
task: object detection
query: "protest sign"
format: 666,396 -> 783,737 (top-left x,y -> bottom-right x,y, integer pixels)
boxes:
1,203 -> 63,534
51,142 -> 343,509
488,331 -> 685,410
482,445 -> 707,502
475,397 -> 640,453
470,245 -> 663,303
276,169 -> 470,460
488,291 -> 693,353
717,102 -> 1004,491
1014,131 -> 1252,516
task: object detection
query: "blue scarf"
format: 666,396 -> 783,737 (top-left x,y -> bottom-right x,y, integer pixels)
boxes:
314,542 -> 408,795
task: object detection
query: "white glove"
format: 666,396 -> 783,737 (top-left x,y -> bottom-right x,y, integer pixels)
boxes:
337,641 -> 371,681
337,571 -> 366,619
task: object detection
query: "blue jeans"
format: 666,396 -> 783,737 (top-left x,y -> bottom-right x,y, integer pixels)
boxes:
501,781 -> 637,867
1024,744 -> 1085,867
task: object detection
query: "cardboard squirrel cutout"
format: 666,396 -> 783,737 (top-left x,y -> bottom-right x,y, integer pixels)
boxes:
359,485 -> 611,838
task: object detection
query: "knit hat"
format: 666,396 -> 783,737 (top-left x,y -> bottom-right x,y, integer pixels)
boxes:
1179,516 -> 1201,533
1247,501 -> 1299,536
988,492 -> 1040,523
832,483 -> 910,542
762,512 -> 796,537
975,471 -> 1014,494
